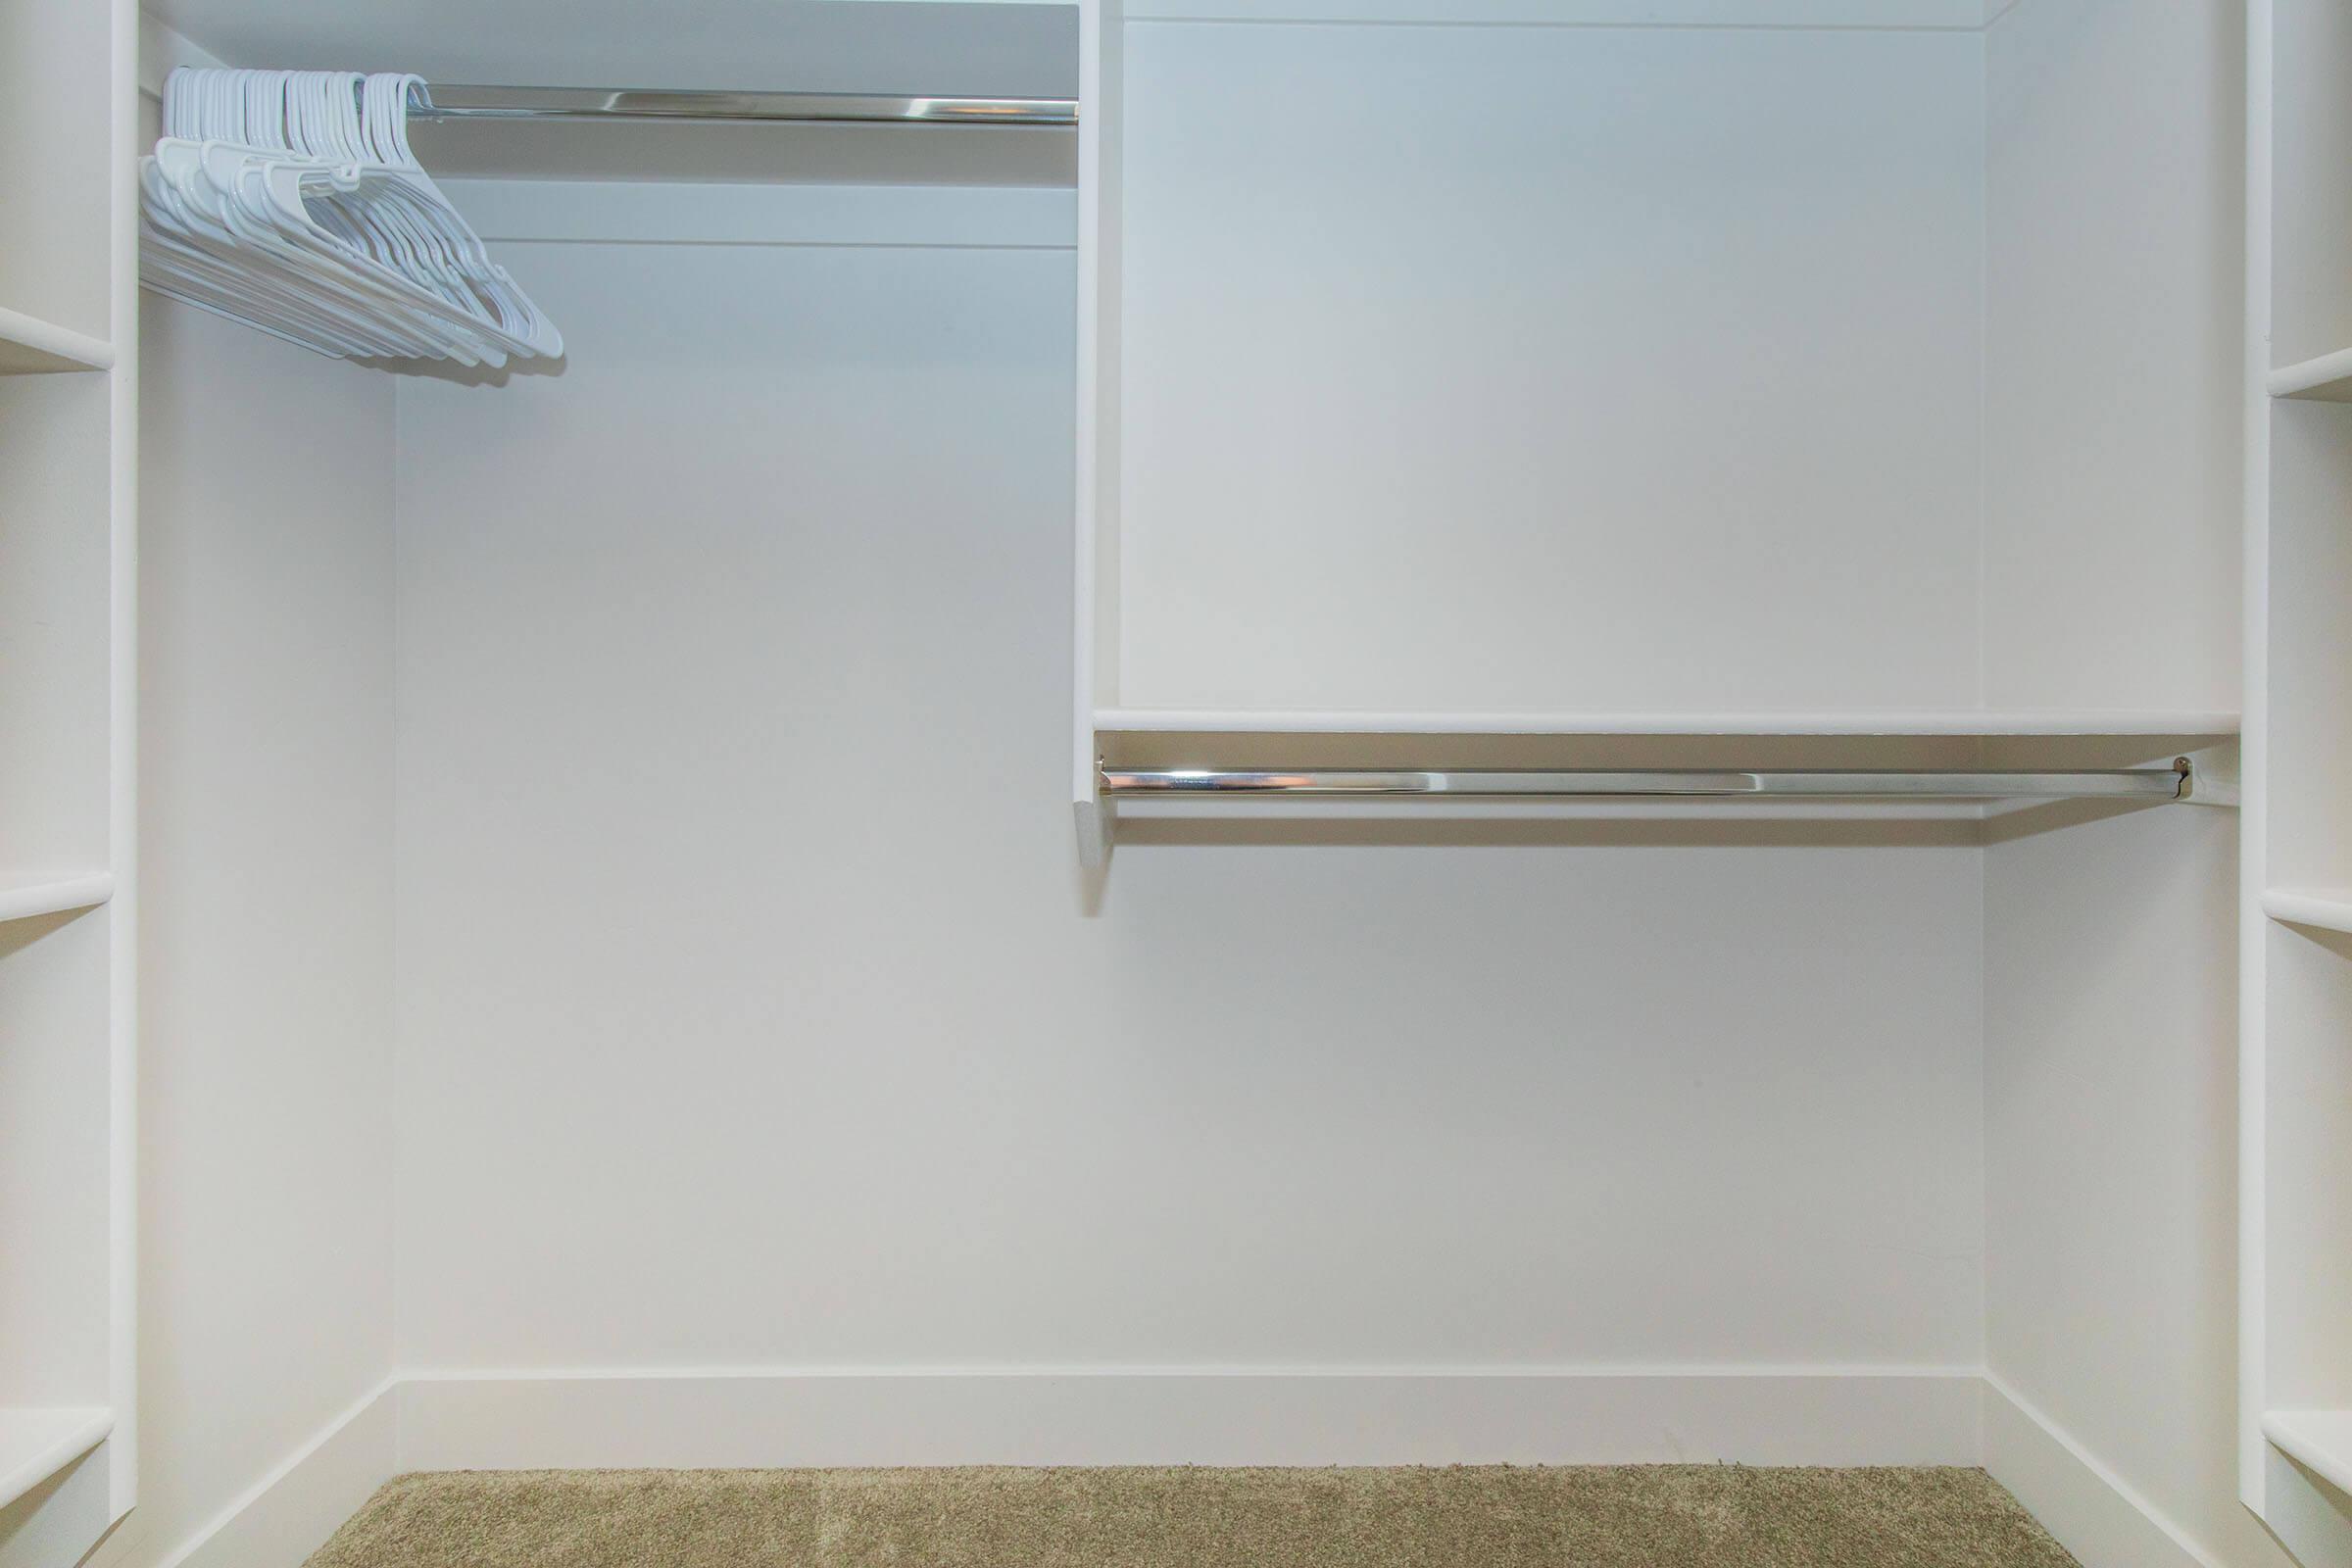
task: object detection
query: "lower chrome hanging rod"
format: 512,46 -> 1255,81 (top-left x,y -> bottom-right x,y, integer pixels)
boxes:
1101,760 -> 2194,802
411,86 -> 1078,128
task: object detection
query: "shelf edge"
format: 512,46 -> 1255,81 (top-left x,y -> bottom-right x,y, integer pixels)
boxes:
0,872 -> 116,925
0,305 -> 114,373
2263,889 -> 2352,937
0,1408 -> 113,1512
2268,346 -> 2352,401
2265,1411 -> 2352,1499
1094,708 -> 2244,738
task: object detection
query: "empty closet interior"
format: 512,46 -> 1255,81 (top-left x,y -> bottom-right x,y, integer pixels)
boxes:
4,0 -> 2343,1564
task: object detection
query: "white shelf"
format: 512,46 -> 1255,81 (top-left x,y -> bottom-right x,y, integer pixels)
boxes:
412,119 -> 1075,190
2272,347 -> 2352,402
0,872 -> 113,925
0,1406 -> 111,1512
1094,707 -> 2243,738
2265,888 -> 2352,937
0,305 -> 111,374
2267,1410 -> 2352,1498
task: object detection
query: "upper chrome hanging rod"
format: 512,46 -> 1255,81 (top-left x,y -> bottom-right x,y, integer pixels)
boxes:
1101,760 -> 2194,802
410,86 -> 1078,128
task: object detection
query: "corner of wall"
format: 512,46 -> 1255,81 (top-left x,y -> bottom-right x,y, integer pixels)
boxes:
125,1382 -> 396,1568
1983,1375 -> 2227,1568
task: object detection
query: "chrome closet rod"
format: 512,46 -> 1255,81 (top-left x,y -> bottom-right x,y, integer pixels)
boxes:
410,86 -> 1078,127
1101,760 -> 2195,801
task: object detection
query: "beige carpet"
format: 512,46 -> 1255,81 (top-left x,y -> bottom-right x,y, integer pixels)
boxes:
304,1465 -> 2080,1567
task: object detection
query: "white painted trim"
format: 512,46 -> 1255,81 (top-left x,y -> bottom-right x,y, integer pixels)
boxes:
392,1368 -> 1984,1471
1981,1374 -> 2224,1568
1095,707 -> 2242,738
143,1380 -> 397,1568
438,179 -> 1076,251
133,1370 -> 2268,1561
398,1360 -> 1982,1382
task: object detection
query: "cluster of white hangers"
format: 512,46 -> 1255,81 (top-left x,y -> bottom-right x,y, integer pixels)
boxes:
140,70 -> 562,367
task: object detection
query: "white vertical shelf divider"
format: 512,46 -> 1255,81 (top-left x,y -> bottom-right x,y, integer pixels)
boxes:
105,0 -> 139,1521
0,0 -> 138,1548
1073,0 -> 1121,877
2244,0 -> 2276,1528
2249,1 -> 2352,1561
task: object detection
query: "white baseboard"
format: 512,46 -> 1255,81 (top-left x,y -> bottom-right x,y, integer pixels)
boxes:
145,1368 -> 2251,1568
154,1381 -> 398,1568
1980,1374 -> 2222,1568
391,1367 -> 1983,1471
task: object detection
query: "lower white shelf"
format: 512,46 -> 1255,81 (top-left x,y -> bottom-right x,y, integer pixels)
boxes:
2264,889 -> 2352,938
2266,1410 -> 2352,1498
0,872 -> 113,926
0,1406 -> 111,1512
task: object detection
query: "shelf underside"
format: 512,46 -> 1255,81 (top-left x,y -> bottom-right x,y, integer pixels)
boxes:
2267,1411 -> 2352,1500
1102,761 -> 2190,801
1088,726 -> 2230,841
2266,889 -> 2352,938
2272,348 -> 2352,402
0,1407 -> 110,1512
0,873 -> 113,926
1094,712 -> 2237,785
0,306 -> 111,375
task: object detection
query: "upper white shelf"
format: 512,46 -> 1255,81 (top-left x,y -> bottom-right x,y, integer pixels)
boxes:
0,872 -> 114,926
146,2 -> 1078,187
0,1407 -> 111,1512
409,116 -> 1075,190
2271,348 -> 2352,402
0,305 -> 112,375
2266,1410 -> 2352,1500
1094,708 -> 2242,738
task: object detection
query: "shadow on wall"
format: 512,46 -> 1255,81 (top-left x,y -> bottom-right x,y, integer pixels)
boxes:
0,904 -> 91,961
0,1445 -> 112,1568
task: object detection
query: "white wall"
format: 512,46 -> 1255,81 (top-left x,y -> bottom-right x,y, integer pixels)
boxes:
1984,806 -> 2278,1568
1981,0 -> 2243,715
1980,5 -> 2275,1567
120,296 -> 397,1567
1111,21 -> 1985,713
110,5 -> 2275,1563
388,200 -> 1988,1380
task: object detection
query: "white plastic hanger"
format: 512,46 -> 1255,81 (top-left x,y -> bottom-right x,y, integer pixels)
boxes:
140,68 -> 563,366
